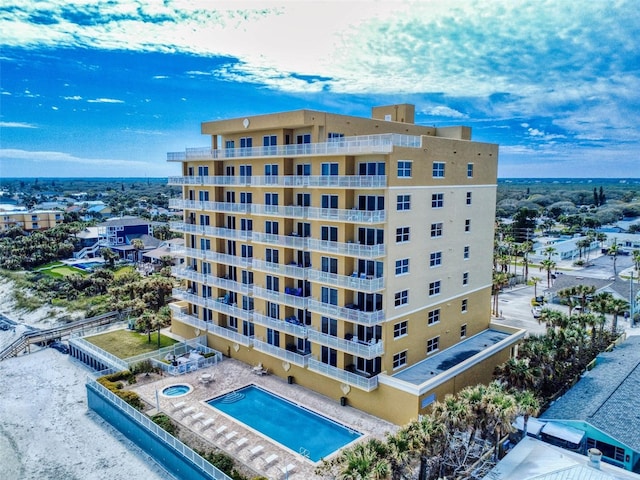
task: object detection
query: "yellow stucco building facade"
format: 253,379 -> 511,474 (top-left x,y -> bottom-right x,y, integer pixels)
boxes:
167,104 -> 524,425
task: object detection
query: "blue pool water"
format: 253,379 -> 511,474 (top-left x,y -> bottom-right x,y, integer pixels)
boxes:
75,261 -> 105,270
208,385 -> 361,461
162,384 -> 192,397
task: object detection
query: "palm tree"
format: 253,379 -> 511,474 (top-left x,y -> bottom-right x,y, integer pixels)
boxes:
317,438 -> 391,480
609,242 -> 620,277
540,259 -> 556,288
404,415 -> 446,480
530,276 -> 542,297
513,390 -> 541,438
131,238 -> 144,263
609,298 -> 630,333
494,357 -> 541,391
492,272 -> 509,316
632,249 -> 640,272
385,430 -> 411,480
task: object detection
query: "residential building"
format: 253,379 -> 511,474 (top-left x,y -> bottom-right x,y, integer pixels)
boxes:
96,217 -> 159,261
167,104 -> 523,425
0,209 -> 64,232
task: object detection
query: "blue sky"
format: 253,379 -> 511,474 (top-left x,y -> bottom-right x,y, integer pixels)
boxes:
1,1 -> 639,179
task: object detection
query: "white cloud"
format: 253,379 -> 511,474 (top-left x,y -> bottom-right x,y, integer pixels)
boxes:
421,106 -> 467,119
63,95 -> 83,100
0,148 -> 157,169
0,121 -> 37,128
86,98 -> 124,103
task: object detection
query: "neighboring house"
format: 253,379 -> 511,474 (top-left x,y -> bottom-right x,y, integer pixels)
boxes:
97,217 -> 160,261
142,237 -> 185,267
538,336 -> 640,472
484,436 -> 640,480
544,274 -> 639,310
531,235 -> 599,262
0,209 -> 64,232
167,103 -> 524,425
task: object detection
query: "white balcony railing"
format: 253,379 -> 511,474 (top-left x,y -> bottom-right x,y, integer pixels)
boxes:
307,358 -> 378,392
251,260 -> 309,280
252,287 -> 310,309
251,313 -> 308,338
167,175 -> 251,186
250,232 -> 308,249
169,222 -> 253,242
307,300 -> 385,326
306,239 -> 385,258
249,204 -> 307,219
169,199 -> 251,214
306,207 -> 385,223
171,310 -> 252,346
167,133 -> 423,162
252,339 -> 309,367
306,329 -> 383,359
172,288 -> 253,321
307,269 -> 384,292
172,268 -> 252,295
173,246 -> 251,269
169,175 -> 386,189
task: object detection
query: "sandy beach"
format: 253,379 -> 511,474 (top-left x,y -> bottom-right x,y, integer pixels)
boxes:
0,277 -> 172,480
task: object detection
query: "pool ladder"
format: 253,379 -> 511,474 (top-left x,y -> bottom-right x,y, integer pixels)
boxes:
299,447 -> 310,458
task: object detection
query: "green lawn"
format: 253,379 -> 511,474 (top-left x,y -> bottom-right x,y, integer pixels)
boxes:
86,329 -> 178,359
35,263 -> 87,278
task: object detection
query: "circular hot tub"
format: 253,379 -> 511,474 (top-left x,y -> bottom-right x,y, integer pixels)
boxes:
161,384 -> 193,397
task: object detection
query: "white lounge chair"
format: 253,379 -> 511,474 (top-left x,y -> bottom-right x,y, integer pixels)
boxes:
191,412 -> 204,423
200,418 -> 215,431
225,431 -> 238,441
249,445 -> 264,457
215,425 -> 227,436
263,454 -> 278,467
236,437 -> 248,449
182,406 -> 196,416
281,464 -> 296,475
171,401 -> 186,411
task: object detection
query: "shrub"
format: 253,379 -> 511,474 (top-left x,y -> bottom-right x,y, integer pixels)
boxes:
151,413 -> 178,436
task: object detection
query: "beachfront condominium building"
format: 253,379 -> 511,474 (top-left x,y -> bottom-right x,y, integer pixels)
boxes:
167,104 -> 524,425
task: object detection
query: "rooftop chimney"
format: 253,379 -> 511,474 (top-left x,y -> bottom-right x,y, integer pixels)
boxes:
588,448 -> 602,470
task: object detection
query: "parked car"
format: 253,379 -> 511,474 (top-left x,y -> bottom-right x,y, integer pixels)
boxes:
49,341 -> 69,354
531,306 -> 543,318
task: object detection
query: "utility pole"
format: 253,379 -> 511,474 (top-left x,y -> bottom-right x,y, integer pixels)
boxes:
631,272 -> 636,326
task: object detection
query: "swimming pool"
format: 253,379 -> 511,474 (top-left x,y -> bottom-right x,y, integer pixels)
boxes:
207,385 -> 361,461
74,261 -> 105,270
162,384 -> 193,397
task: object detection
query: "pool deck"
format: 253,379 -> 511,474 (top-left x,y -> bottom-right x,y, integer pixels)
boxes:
130,357 -> 397,479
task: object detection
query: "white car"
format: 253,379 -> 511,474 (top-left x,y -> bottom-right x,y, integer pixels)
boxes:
531,306 -> 542,318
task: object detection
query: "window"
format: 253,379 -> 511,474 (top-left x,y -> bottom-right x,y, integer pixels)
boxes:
466,191 -> 472,205
321,162 -> 339,176
266,275 -> 279,292
395,259 -> 409,275
240,137 -> 252,149
430,222 -> 443,238
322,317 -> 338,336
321,256 -> 338,274
397,161 -> 412,178
467,163 -> 474,178
266,248 -> 279,264
358,195 -> 384,211
296,163 -> 311,176
321,226 -> 338,242
396,194 -> 411,211
460,324 -> 467,338
433,162 -> 445,178
328,132 -> 344,141
463,245 -> 470,259
241,244 -> 253,258
394,321 -> 408,338
240,192 -> 252,204
296,193 -> 311,206
239,164 -> 252,178
264,163 -> 278,176
396,227 -> 410,243
321,287 -> 338,305
428,309 -> 440,325
395,290 -> 409,307
393,351 -> 407,369
263,135 -> 277,146
358,227 -> 384,245
225,165 -> 234,176
429,281 -> 441,296
265,192 -> 279,205
427,336 -> 440,354
462,299 -> 468,313
240,218 -> 252,232
199,165 -> 209,176
267,328 -> 280,347
431,193 -> 444,208
225,191 -> 235,203
465,219 -> 471,232
321,194 -> 339,209
265,220 -> 279,234
358,162 -> 385,176
429,251 -> 442,267
463,272 -> 469,286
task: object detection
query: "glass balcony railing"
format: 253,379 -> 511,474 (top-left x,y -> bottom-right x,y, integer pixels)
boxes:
307,269 -> 384,292
169,199 -> 251,214
172,267 -> 252,295
307,358 -> 378,392
307,300 -> 385,326
251,312 -> 308,338
252,286 -> 309,309
171,310 -> 252,346
169,175 -> 386,188
169,222 -> 252,241
171,288 -> 253,321
167,133 -> 423,162
173,246 -> 252,268
250,231 -> 308,249
306,239 -> 385,258
306,329 -> 383,359
251,259 -> 309,279
252,338 -> 309,367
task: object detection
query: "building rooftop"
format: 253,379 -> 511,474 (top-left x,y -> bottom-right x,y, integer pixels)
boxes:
98,216 -> 150,227
542,336 -> 640,453
484,436 -> 640,480
392,329 -> 512,385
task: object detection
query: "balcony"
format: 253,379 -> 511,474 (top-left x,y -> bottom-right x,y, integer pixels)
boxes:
307,300 -> 385,326
171,310 -> 252,346
251,259 -> 309,280
252,338 -> 309,367
169,222 -> 252,241
172,267 -> 252,295
168,175 -> 251,186
306,239 -> 385,258
249,175 -> 387,188
306,329 -> 383,359
307,358 -> 378,392
249,204 -> 306,219
167,133 -> 424,162
252,312 -> 308,338
172,288 -> 253,321
252,286 -> 309,309
169,199 -> 251,214
307,269 -> 384,292
250,231 -> 308,249
174,246 -> 251,268
306,207 -> 385,224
